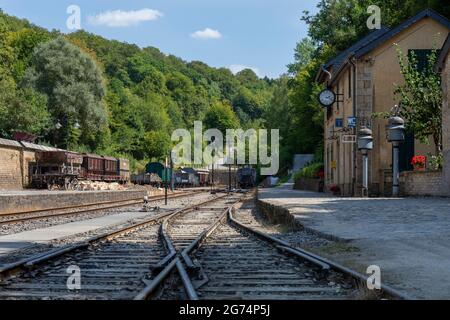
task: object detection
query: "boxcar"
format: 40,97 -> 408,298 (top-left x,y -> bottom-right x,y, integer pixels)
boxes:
82,154 -> 104,181
118,158 -> 130,183
196,169 -> 210,186
103,156 -> 120,181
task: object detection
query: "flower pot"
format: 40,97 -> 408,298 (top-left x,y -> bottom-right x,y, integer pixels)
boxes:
414,166 -> 425,171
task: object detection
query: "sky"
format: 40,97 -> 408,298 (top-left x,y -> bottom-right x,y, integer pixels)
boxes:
0,0 -> 320,78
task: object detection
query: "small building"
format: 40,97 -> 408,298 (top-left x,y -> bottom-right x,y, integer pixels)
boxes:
316,9 -> 450,196
0,138 -> 23,190
0,138 -> 62,190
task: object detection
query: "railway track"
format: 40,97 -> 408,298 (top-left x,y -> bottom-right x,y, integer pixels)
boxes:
145,195 -> 408,301
0,194 -> 228,299
0,191 -> 407,300
0,191 -> 200,226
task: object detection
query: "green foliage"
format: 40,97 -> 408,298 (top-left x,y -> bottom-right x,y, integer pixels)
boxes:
287,38 -> 316,75
204,101 -> 240,132
303,0 -> 450,52
22,37 -> 108,149
0,11 -> 277,172
394,46 -> 442,154
143,131 -> 171,161
294,162 -> 324,180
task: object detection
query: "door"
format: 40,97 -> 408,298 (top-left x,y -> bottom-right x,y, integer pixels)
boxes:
399,131 -> 414,172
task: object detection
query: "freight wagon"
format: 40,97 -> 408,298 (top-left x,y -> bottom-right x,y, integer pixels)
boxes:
145,162 -> 172,184
30,151 -> 130,190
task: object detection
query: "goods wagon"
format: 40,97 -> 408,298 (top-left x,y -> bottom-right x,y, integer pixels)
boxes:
118,158 -> 130,183
145,162 -> 172,183
131,173 -> 162,186
31,151 -> 84,190
174,170 -> 198,188
30,151 -> 130,190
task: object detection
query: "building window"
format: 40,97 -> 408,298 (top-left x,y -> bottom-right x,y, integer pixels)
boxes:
408,49 -> 440,74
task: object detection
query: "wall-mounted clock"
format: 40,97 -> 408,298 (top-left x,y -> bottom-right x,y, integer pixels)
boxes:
318,88 -> 336,107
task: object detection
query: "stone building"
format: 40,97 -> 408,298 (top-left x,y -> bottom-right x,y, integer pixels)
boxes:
437,33 -> 450,195
316,9 -> 450,196
0,138 -> 23,190
0,138 -> 62,190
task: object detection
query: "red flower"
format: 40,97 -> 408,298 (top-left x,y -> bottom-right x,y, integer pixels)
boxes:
316,170 -> 325,179
411,155 -> 426,167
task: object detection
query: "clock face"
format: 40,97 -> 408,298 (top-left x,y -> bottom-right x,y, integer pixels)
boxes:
318,89 -> 336,107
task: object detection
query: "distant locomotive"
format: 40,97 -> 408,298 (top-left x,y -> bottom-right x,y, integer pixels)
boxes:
30,151 -> 130,190
236,167 -> 257,189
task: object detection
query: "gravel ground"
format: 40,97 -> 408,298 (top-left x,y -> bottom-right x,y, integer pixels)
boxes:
233,194 -> 333,249
0,192 -> 208,236
0,192 -> 222,267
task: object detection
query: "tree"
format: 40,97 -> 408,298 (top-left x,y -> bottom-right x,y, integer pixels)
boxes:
394,46 -> 442,155
287,38 -> 316,75
22,37 -> 107,149
302,0 -> 450,52
204,101 -> 240,133
143,130 -> 171,160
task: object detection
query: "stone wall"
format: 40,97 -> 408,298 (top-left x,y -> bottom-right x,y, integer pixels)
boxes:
22,150 -> 36,187
0,190 -> 146,215
399,171 -> 445,197
294,177 -> 324,193
0,146 -> 23,190
443,49 -> 450,195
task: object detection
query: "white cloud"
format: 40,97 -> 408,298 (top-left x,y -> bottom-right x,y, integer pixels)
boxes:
88,8 -> 163,27
229,64 -> 261,77
190,28 -> 222,40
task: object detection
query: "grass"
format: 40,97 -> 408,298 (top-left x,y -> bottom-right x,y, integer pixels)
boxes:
319,242 -> 361,255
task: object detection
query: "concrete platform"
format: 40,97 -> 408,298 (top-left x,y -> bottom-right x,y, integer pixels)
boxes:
0,190 -> 146,215
0,211 -> 151,256
258,183 -> 450,299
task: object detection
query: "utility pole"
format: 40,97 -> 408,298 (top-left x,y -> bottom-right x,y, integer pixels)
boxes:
165,156 -> 168,205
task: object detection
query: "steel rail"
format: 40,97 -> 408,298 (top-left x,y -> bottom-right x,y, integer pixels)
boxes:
134,194 -> 242,300
0,191 -> 200,225
0,195 -> 223,282
228,207 -> 411,300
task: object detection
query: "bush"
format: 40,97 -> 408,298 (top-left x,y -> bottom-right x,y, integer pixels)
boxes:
294,162 -> 324,180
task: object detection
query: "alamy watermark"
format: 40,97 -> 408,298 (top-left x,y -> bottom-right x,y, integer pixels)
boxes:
367,5 -> 381,30
66,5 -> 81,31
171,122 -> 279,176
366,265 -> 381,290
66,265 -> 81,290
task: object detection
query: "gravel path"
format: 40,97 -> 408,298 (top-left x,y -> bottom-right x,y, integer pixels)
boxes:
0,192 -> 221,267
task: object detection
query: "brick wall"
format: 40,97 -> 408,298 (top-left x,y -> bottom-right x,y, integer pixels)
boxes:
399,171 -> 445,197
0,146 -> 23,190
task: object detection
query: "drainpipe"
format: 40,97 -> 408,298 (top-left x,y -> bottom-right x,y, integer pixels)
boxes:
349,58 -> 357,196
